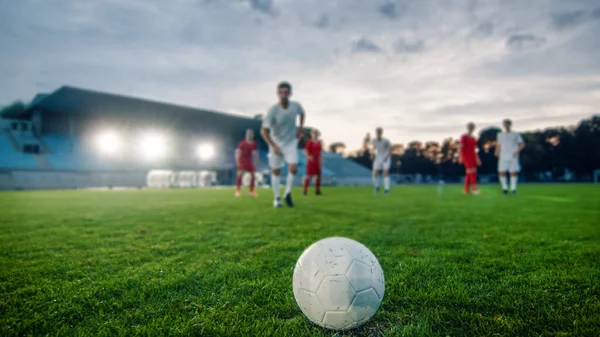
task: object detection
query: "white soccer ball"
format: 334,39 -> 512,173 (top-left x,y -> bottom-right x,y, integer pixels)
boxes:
292,237 -> 385,331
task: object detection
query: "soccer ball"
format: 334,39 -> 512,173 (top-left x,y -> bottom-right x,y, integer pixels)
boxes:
292,237 -> 385,331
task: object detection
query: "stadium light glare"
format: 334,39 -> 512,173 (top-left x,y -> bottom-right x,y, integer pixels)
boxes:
197,143 -> 215,161
140,132 -> 168,160
95,131 -> 121,156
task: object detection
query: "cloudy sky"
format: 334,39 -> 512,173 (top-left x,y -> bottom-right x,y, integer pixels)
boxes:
1,0 -> 599,148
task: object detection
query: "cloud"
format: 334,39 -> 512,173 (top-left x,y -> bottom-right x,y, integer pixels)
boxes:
593,8 -> 600,19
506,34 -> 546,51
377,2 -> 402,20
249,0 -> 276,16
314,15 -> 329,29
552,11 -> 587,30
351,37 -> 383,53
393,39 -> 425,53
471,22 -> 494,38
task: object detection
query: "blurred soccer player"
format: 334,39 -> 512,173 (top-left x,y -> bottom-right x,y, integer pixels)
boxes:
370,127 -> 392,195
459,122 -> 481,195
495,119 -> 525,194
261,82 -> 305,208
235,129 -> 258,197
303,129 -> 323,196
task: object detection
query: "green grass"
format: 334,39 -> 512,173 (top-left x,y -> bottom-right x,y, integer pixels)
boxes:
1,184 -> 599,337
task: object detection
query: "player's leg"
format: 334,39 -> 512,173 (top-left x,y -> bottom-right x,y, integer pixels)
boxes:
315,170 -> 322,195
304,162 -> 315,195
285,164 -> 297,206
372,159 -> 381,194
464,167 -> 469,194
499,172 -> 508,194
269,152 -> 284,207
283,143 -> 299,207
303,174 -> 311,195
510,172 -> 518,193
235,169 -> 244,197
249,171 -> 257,197
498,159 -> 509,194
470,168 -> 480,194
383,157 -> 391,194
383,170 -> 390,195
372,170 -> 381,194
509,159 -> 520,193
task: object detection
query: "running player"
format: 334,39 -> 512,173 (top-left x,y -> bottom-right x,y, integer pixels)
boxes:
235,129 -> 258,197
303,129 -> 323,196
261,82 -> 305,208
459,122 -> 481,195
370,127 -> 392,195
495,119 -> 525,194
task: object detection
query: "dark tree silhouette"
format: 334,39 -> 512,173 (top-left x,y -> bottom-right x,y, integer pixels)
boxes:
328,142 -> 346,154
0,101 -> 26,116
574,116 -> 600,174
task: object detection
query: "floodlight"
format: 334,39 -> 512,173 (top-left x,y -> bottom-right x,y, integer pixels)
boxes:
95,131 -> 121,156
197,143 -> 215,161
140,132 -> 168,160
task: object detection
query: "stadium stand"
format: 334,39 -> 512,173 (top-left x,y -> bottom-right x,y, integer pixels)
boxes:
0,85 -> 372,190
320,152 -> 372,185
0,132 -> 39,169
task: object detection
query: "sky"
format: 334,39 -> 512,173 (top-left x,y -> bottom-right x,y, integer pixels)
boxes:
1,0 -> 599,149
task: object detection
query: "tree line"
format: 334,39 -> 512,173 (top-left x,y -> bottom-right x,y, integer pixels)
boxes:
322,115 -> 600,182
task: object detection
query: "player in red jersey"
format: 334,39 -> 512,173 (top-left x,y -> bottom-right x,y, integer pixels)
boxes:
303,129 -> 323,196
235,129 -> 259,197
459,122 -> 481,194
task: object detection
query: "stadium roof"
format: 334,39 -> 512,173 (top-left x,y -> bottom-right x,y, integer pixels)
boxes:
3,86 -> 260,125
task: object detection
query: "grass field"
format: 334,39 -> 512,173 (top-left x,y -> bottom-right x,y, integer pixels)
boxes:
1,184 -> 599,336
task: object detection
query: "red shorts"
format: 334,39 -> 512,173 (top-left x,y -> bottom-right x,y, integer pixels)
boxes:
306,162 -> 321,176
463,158 -> 477,170
238,162 -> 255,172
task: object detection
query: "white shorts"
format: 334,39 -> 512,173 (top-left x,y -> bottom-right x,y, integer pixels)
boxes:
498,157 -> 520,173
268,141 -> 299,169
372,156 -> 391,171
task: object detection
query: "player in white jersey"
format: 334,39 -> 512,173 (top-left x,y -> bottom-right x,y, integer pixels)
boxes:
495,119 -> 525,194
370,127 -> 392,195
261,82 -> 305,208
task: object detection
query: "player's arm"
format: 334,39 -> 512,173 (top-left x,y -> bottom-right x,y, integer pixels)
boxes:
494,134 -> 501,157
303,143 -> 312,162
235,146 -> 241,166
383,140 -> 391,160
261,108 -> 280,152
515,135 -> 525,157
297,104 -> 305,139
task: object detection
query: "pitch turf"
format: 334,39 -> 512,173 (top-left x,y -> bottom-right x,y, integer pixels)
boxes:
1,185 -> 599,337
